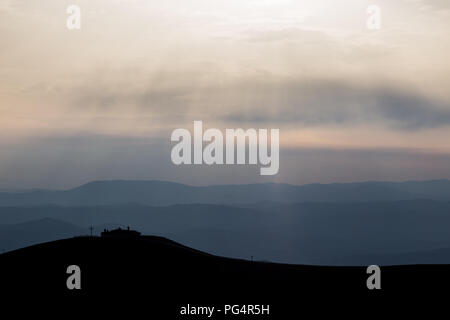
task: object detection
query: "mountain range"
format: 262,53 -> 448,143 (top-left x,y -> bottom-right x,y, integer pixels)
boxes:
1,179 -> 450,206
2,179 -> 450,265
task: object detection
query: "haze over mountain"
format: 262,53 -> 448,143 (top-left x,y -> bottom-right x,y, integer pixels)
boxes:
1,179 -> 450,207
0,218 -> 86,253
2,180 -> 450,265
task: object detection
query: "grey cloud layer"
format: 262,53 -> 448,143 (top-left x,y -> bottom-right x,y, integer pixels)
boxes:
224,82 -> 450,130
66,74 -> 450,131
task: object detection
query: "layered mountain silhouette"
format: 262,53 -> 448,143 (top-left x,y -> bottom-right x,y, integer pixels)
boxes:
2,200 -> 450,264
1,179 -> 450,206
2,179 -> 450,266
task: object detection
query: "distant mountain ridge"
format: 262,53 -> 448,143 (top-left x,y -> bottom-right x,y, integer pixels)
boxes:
0,179 -> 450,206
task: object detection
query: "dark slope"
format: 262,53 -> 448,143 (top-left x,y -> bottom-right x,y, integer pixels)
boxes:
338,247 -> 450,266
1,179 -> 450,206
1,236 -> 449,316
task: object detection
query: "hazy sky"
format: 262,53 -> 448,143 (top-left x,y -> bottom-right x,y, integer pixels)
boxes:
1,0 -> 450,188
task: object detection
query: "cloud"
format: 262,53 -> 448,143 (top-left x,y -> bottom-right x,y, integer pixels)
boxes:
242,27 -> 330,43
213,80 -> 450,131
419,0 -> 450,10
51,68 -> 450,132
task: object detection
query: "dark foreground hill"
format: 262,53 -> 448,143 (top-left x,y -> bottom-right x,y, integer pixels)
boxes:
1,235 -> 449,316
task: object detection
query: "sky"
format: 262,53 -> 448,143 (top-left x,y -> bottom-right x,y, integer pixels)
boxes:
1,0 -> 450,188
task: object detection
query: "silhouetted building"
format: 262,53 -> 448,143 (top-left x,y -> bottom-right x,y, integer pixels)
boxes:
101,227 -> 141,238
